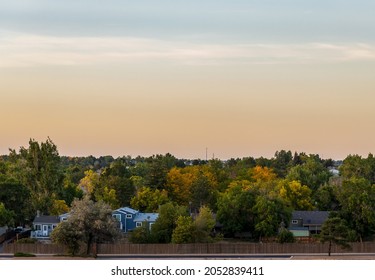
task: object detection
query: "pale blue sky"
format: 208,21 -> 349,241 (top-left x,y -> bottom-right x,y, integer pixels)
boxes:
1,1 -> 375,159
1,0 -> 374,42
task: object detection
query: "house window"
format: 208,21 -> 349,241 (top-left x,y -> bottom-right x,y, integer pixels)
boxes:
113,214 -> 121,221
126,214 -> 132,219
35,224 -> 41,231
52,225 -> 57,229
136,222 -> 142,227
291,220 -> 298,225
61,217 -> 67,221
149,223 -> 154,230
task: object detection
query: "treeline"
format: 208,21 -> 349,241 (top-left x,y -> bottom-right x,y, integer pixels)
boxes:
1,138 -> 375,242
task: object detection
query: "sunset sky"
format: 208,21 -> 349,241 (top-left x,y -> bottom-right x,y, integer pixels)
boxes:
1,0 -> 375,160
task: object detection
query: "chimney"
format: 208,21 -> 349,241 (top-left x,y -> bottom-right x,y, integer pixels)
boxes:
37,210 -> 40,217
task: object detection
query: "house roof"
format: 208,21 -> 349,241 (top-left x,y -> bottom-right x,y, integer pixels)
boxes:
33,216 -> 60,224
114,207 -> 139,215
292,211 -> 329,225
133,213 -> 159,222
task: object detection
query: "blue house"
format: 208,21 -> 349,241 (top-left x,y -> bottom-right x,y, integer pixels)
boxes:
112,207 -> 159,233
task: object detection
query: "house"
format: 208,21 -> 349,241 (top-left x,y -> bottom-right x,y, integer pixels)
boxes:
112,207 -> 159,233
133,213 -> 159,231
289,211 -> 329,237
30,213 -> 67,239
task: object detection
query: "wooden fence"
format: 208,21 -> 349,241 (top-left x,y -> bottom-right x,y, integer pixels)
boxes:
4,242 -> 375,255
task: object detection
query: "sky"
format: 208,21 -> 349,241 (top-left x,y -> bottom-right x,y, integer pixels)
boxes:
1,0 -> 375,160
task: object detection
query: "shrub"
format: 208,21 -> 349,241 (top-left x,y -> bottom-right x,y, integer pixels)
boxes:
14,252 -> 36,257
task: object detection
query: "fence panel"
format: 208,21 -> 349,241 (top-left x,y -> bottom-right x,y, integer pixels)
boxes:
4,242 -> 375,255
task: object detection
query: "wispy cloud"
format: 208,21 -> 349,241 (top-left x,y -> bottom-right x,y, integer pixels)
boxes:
1,32 -> 375,68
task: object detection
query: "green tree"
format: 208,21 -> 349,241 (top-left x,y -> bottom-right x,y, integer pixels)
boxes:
130,186 -> 169,212
286,155 -> 331,191
51,196 -> 121,256
319,217 -> 352,256
97,160 -> 135,206
144,154 -> 178,190
340,154 -> 375,183
190,170 -> 218,211
335,177 -> 375,241
193,206 -> 216,243
0,175 -> 31,225
216,180 -> 257,236
252,196 -> 291,240
172,216 -> 194,244
0,202 -> 14,227
150,202 -> 188,243
272,150 -> 293,178
9,138 -> 64,215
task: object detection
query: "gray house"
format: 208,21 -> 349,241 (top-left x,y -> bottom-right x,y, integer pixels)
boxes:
30,214 -> 67,239
289,211 -> 329,237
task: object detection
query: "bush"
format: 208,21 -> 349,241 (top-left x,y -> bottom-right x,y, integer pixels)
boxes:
14,252 -> 36,257
16,238 -> 37,244
277,229 -> 295,243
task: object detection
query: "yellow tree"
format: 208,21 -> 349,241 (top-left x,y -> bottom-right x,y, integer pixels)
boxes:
251,166 -> 277,182
166,166 -> 197,205
278,180 -> 314,210
79,170 -> 99,195
50,199 -> 69,216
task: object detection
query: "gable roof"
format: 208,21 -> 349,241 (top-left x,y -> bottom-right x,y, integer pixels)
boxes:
33,216 -> 60,224
292,211 -> 329,225
114,207 -> 139,215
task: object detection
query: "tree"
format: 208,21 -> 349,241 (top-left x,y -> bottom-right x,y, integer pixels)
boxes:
51,196 -> 121,256
286,156 -> 331,191
334,177 -> 375,241
50,199 -> 69,216
166,166 -> 196,205
97,160 -> 135,206
144,154 -> 178,190
0,202 -> 14,227
252,196 -> 291,240
150,202 -> 188,243
190,170 -> 218,211
278,180 -> 314,210
172,216 -> 194,244
130,187 -> 169,212
272,150 -> 293,178
216,180 -> 257,236
79,170 -> 100,195
0,175 -> 31,225
50,218 -> 82,256
340,154 -> 375,184
319,217 -> 352,256
9,138 -> 64,215
193,206 -> 216,243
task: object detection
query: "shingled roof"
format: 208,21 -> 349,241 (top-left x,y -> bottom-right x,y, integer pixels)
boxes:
292,211 -> 329,225
33,216 -> 60,224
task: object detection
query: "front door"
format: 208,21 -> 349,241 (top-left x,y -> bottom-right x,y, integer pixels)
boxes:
42,225 -> 48,236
